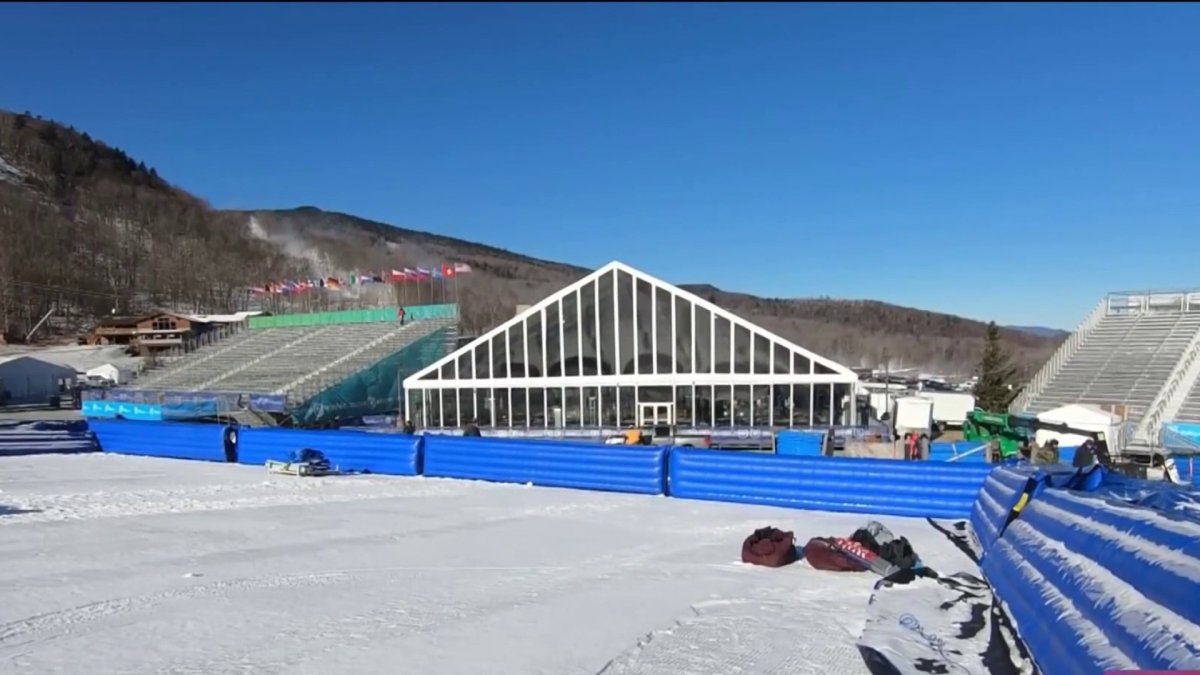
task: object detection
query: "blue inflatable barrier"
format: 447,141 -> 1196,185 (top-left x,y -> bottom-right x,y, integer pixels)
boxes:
237,427 -> 421,475
668,449 -> 992,519
90,420 -> 228,462
968,465 -> 1040,557
423,435 -> 668,495
774,430 -> 826,456
981,467 -> 1200,674
0,421 -> 98,457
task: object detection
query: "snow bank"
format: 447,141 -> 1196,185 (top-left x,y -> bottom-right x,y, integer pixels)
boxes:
0,454 -> 978,674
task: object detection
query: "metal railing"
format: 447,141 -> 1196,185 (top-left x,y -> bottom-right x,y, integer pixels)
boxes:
1010,297 -> 1108,413
1137,324 -> 1200,442
1106,289 -> 1200,315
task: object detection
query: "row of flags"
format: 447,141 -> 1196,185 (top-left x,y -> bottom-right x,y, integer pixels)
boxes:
249,262 -> 472,295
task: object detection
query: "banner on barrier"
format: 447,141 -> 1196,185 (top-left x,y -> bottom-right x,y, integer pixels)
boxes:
82,400 -> 164,421
104,389 -> 160,404
249,394 -> 288,413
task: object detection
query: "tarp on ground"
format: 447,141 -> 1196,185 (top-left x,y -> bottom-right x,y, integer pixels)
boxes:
857,571 -> 1032,675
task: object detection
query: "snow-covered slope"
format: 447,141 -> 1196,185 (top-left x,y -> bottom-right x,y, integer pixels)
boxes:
0,153 -> 25,185
0,454 -> 978,674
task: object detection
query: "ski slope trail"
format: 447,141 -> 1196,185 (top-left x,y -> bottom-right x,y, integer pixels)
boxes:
0,454 -> 977,674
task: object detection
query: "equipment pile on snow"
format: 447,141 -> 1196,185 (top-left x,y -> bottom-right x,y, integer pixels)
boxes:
804,521 -> 933,580
738,520 -> 1032,674
266,448 -> 339,476
740,526 -> 797,567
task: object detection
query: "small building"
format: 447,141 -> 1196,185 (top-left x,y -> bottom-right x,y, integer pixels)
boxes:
86,312 -> 201,351
0,355 -> 78,403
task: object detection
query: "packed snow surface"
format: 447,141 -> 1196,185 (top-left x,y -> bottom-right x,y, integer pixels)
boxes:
0,454 -> 976,674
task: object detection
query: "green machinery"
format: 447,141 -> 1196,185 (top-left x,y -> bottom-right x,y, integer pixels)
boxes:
962,409 -> 1032,459
962,409 -> 1110,461
962,409 -> 1187,482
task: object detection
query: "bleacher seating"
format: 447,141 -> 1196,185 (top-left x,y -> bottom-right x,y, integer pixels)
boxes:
129,313 -> 456,407
1022,310 -> 1200,423
1177,378 -> 1200,423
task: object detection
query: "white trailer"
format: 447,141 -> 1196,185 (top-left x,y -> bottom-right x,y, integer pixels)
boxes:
892,396 -> 935,438
916,391 -> 976,428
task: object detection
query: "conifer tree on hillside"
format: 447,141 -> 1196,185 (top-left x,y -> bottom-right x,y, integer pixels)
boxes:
974,321 -> 1017,412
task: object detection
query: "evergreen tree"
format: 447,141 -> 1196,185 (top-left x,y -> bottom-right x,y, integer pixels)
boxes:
973,322 -> 1016,412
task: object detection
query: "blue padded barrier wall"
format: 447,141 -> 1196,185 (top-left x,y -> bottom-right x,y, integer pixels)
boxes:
668,449 -> 992,519
0,420 -> 99,457
423,434 -> 668,495
981,476 -> 1200,674
774,430 -> 826,456
237,427 -> 421,475
90,420 -> 228,462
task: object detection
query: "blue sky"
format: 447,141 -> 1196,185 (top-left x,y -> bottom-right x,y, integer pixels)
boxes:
4,3 -> 1199,328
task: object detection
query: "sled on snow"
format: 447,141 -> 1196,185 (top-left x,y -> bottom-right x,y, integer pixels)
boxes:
266,448 -> 340,477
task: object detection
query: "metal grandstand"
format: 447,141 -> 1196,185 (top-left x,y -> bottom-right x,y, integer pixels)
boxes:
113,305 -> 458,425
1011,289 -> 1200,443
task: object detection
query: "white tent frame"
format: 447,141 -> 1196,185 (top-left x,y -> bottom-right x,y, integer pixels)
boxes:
404,260 -> 858,428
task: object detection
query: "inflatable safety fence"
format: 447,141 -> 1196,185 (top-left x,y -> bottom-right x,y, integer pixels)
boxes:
978,465 -> 1200,674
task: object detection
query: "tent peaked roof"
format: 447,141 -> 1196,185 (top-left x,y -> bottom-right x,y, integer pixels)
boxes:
405,260 -> 856,384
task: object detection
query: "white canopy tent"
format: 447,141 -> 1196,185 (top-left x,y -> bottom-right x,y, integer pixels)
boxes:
85,363 -> 134,385
403,261 -> 858,430
1035,403 -> 1123,447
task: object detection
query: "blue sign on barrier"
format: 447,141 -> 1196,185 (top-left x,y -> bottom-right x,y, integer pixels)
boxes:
668,449 -> 992,519
90,420 -> 228,462
1164,422 -> 1200,451
236,427 -> 421,475
423,435 -> 668,495
82,400 -> 164,421
248,394 -> 288,414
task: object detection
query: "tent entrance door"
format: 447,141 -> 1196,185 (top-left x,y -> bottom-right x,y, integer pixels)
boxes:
638,402 -> 674,427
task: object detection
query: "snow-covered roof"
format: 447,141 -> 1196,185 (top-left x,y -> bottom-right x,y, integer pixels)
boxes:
0,345 -> 141,373
0,354 -> 80,375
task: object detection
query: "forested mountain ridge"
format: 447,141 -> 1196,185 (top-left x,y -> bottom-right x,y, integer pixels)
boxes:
0,110 -> 1060,374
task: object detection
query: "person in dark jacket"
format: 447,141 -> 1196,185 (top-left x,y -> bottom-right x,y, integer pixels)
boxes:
402,419 -> 416,435
463,419 -> 482,437
1074,439 -> 1097,468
